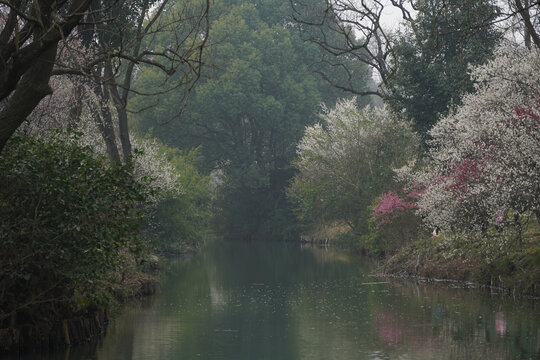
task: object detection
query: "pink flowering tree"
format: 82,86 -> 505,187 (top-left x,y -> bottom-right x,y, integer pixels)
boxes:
403,45 -> 540,240
367,185 -> 422,253
372,191 -> 418,230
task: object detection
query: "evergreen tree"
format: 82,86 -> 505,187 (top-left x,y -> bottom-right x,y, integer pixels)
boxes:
388,0 -> 501,139
131,0 -> 372,240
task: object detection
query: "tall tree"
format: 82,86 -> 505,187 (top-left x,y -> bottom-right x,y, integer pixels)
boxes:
387,0 -> 502,138
56,0 -> 210,162
131,0 -> 372,148
131,0 -> 372,240
189,4 -> 320,240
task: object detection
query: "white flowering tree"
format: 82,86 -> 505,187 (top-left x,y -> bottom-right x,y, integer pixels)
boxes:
407,45 -> 540,240
288,98 -> 419,233
26,74 -> 182,203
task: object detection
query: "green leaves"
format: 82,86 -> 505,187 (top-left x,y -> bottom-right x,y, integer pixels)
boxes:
388,0 -> 501,140
0,132 -> 151,325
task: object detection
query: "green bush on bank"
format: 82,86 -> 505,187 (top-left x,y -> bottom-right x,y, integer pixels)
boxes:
0,132 -> 152,330
146,145 -> 212,252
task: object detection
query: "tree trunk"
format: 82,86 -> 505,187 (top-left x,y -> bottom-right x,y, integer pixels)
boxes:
116,104 -> 132,163
94,81 -> 121,163
515,0 -> 540,49
104,62 -> 132,163
0,44 -> 57,152
514,213 -> 522,247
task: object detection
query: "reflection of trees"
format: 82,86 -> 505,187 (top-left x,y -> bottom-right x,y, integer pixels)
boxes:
378,280 -> 540,359
92,243 -> 539,360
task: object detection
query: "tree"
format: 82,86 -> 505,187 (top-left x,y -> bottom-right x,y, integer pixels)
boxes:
55,0 -> 210,163
513,0 -> 540,49
0,0 -> 210,162
131,0 -> 372,148
187,4 -> 322,240
291,0 -> 540,102
0,0 -> 93,152
129,0 -> 374,240
288,98 -> 419,234
404,45 -> 540,240
387,0 -> 501,138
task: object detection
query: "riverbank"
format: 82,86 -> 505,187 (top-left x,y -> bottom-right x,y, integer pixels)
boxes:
0,258 -> 160,354
0,238 -> 207,355
380,226 -> 540,298
318,219 -> 540,298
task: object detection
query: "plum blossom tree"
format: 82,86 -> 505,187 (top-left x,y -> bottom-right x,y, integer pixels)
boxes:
372,191 -> 418,230
404,45 -> 540,239
288,98 -> 419,233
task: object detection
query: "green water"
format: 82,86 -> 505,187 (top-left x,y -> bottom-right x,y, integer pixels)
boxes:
9,242 -> 540,359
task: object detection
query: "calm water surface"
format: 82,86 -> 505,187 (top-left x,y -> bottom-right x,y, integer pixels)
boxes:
10,242 -> 540,359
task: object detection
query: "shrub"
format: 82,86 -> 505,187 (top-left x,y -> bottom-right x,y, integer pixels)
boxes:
146,146 -> 212,251
0,132 -> 151,328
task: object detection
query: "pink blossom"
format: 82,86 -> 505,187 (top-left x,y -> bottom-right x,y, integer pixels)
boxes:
372,191 -> 416,229
496,312 -> 507,336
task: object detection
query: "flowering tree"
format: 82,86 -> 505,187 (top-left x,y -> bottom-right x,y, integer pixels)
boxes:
372,191 -> 418,230
288,98 -> 419,233
405,45 -> 540,237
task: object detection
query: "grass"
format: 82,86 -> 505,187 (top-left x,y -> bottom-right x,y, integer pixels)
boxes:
383,216 -> 540,297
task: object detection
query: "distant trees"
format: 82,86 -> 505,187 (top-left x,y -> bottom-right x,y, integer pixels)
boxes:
190,4 -> 320,240
288,99 -> 419,236
131,0 -> 373,240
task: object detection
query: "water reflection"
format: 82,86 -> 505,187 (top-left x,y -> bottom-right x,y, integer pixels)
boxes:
3,242 -> 539,360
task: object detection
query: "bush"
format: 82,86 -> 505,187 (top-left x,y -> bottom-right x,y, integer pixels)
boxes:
147,146 -> 212,251
365,191 -> 423,255
0,132 -> 151,328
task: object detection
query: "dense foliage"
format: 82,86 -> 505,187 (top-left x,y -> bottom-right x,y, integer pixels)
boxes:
147,145 -> 212,251
388,0 -> 501,139
0,132 -> 150,329
130,0 -> 372,241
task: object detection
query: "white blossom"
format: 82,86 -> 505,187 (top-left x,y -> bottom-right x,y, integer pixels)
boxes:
23,77 -> 182,203
410,45 -> 540,231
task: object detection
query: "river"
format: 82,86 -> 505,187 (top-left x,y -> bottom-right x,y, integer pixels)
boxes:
6,241 -> 540,359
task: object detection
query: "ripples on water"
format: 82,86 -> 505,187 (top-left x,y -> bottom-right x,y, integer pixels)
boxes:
4,242 -> 540,360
